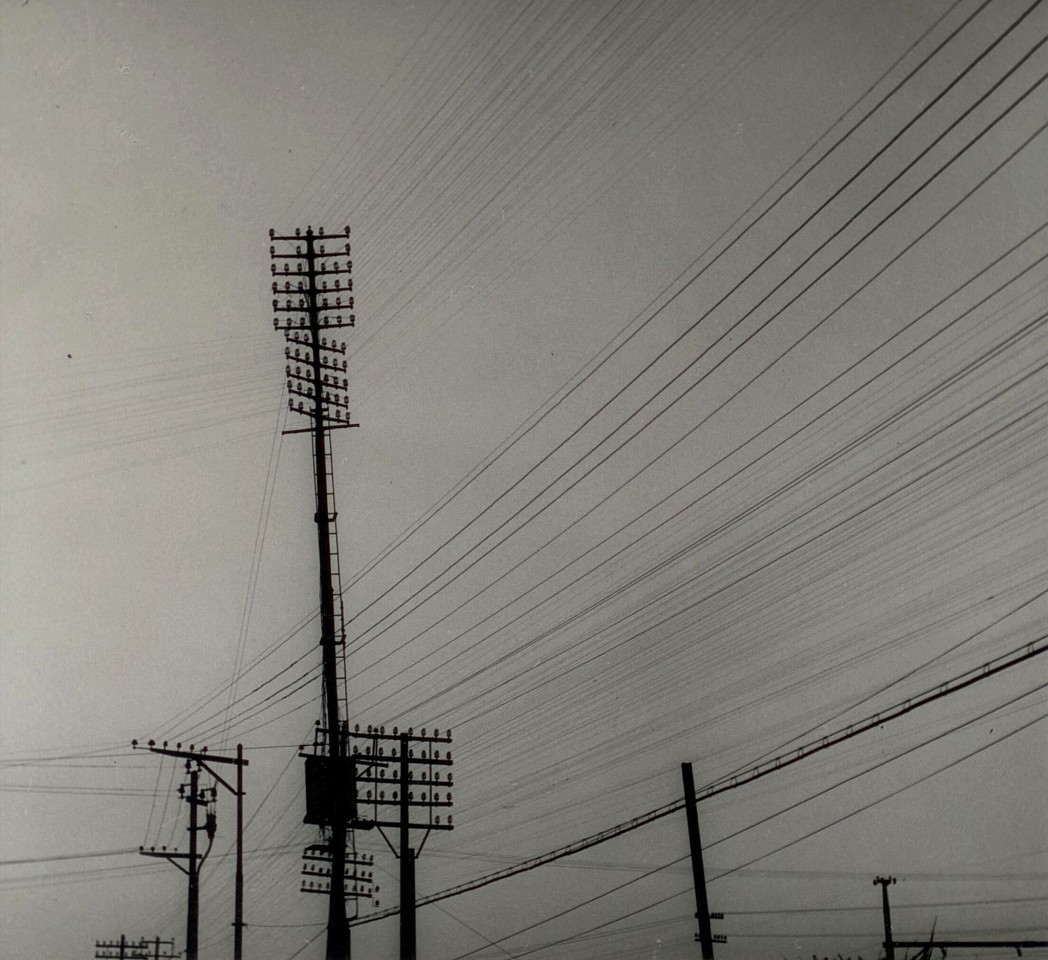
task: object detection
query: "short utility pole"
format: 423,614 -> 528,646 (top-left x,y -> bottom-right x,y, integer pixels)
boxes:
884,877 -> 1048,956
140,763 -> 215,960
135,740 -> 248,960
681,763 -> 716,960
140,938 -> 180,960
94,935 -> 147,960
874,876 -> 897,960
95,937 -> 179,960
346,725 -> 455,960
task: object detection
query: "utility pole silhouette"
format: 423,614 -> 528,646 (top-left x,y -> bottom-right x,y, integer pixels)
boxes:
880,876 -> 1048,956
95,937 -> 179,960
271,228 -> 457,959
270,225 -> 357,959
134,740 -> 248,960
140,938 -> 179,960
300,841 -> 375,902
95,935 -> 146,960
345,725 -> 454,960
399,736 -> 415,960
96,935 -> 139,960
874,876 -> 896,960
140,763 -> 216,960
682,763 -> 720,959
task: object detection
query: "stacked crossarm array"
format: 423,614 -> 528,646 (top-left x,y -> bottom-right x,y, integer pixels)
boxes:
348,726 -> 454,833
271,227 -> 361,958
300,843 -> 376,902
270,225 -> 358,727
271,225 -> 357,428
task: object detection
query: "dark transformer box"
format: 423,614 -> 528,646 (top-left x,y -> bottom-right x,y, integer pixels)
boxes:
303,755 -> 359,826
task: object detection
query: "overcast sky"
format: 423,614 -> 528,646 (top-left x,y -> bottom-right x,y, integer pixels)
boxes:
2,2 -> 1047,959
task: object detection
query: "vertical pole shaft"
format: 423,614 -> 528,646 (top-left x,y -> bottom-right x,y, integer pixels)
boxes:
301,232 -> 349,959
120,934 -> 127,960
682,763 -> 714,960
400,734 -> 416,960
187,765 -> 199,960
235,743 -> 244,960
153,937 -> 160,960
402,849 -> 416,960
876,876 -> 896,960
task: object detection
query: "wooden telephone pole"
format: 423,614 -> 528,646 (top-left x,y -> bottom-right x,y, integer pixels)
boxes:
135,740 -> 247,959
346,726 -> 454,960
682,763 -> 719,959
874,876 -> 896,960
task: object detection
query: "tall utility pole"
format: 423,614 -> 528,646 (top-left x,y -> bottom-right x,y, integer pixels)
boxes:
270,226 -> 358,959
681,763 -> 715,960
140,763 -> 216,960
134,740 -> 248,960
874,876 -> 896,960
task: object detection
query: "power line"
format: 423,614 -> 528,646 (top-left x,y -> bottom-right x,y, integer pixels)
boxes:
351,636 -> 1046,925
457,707 -> 1047,960
443,683 -> 1045,959
356,230 -> 1048,720
335,0 -> 1001,624
347,43 -> 1048,664
0,848 -> 139,867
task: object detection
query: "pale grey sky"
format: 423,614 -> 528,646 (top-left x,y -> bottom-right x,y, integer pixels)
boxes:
2,2 -> 1047,959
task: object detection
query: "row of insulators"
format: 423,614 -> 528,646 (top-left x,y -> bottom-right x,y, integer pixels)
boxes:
365,769 -> 451,783
356,725 -> 450,739
270,234 -> 351,251
274,295 -> 354,309
302,851 -> 374,865
301,880 -> 372,890
300,884 -> 373,893
270,226 -> 350,239
271,277 -> 353,293
316,259 -> 352,274
135,738 -> 210,751
271,249 -> 352,270
273,316 -> 354,331
284,346 -> 348,371
286,338 -> 348,354
278,242 -> 351,257
278,313 -> 353,326
287,383 -> 347,406
303,866 -> 374,880
290,400 -> 352,420
286,366 -> 349,390
270,225 -> 352,237
357,745 -> 450,761
362,790 -> 451,803
272,259 -> 353,276
271,243 -> 351,260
